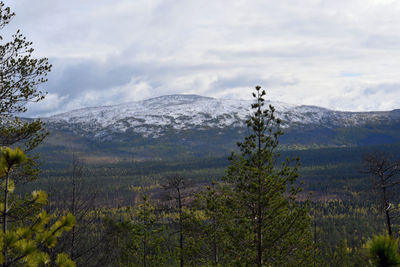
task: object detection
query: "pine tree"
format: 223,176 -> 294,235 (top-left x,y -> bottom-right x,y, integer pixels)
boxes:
0,147 -> 76,266
361,152 -> 400,237
121,193 -> 168,267
192,180 -> 233,266
0,2 -> 51,148
367,235 -> 400,267
0,2 -> 51,189
161,175 -> 193,267
221,86 -> 313,266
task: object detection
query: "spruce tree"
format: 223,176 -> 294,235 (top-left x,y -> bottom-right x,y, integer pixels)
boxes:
221,86 -> 312,266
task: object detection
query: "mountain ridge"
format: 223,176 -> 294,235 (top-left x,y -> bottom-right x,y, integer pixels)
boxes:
43,94 -> 400,140
33,94 -> 400,161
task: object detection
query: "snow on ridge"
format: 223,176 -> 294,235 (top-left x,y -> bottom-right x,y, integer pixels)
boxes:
43,94 -> 400,139
46,95 -> 254,128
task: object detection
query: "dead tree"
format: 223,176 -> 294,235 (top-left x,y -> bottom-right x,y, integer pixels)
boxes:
161,175 -> 193,267
47,154 -> 103,266
362,152 -> 400,236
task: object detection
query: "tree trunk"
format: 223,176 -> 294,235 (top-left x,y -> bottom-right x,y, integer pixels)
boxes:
70,174 -> 76,259
383,187 -> 392,236
382,177 -> 392,236
3,169 -> 10,267
178,188 -> 184,267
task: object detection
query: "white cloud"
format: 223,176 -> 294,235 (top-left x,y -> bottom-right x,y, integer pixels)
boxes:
4,0 -> 400,115
25,93 -> 69,117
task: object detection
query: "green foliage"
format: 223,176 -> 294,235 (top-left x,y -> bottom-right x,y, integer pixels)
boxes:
367,235 -> 400,267
192,181 -> 234,266
56,253 -> 76,267
120,194 -> 169,266
0,0 -> 50,161
214,86 -> 313,266
0,211 -> 76,266
0,2 -> 50,116
0,147 -> 76,266
0,146 -> 27,169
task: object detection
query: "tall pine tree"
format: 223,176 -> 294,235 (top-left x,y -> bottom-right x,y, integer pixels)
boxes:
221,86 -> 312,266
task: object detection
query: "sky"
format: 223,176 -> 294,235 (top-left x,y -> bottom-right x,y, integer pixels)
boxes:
4,0 -> 400,117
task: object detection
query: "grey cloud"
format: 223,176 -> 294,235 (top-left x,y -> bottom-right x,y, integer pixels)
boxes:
45,60 -> 140,95
363,34 -> 400,50
4,0 -> 400,116
320,83 -> 400,112
206,74 -> 298,94
363,83 -> 400,95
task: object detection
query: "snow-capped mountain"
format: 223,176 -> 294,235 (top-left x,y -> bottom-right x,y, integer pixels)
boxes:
43,94 -> 400,140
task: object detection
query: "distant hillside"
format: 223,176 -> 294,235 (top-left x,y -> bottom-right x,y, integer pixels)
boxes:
34,94 -> 400,161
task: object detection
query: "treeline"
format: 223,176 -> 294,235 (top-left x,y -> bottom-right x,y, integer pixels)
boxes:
33,142 -> 400,205
38,165 -> 398,266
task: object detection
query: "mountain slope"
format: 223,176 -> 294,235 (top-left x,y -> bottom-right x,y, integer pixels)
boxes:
44,94 -> 400,141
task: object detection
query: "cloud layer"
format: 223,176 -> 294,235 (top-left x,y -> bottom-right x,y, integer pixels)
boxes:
4,0 -> 400,116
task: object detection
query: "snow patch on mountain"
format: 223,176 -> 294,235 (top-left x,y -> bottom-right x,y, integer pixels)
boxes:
43,94 -> 400,139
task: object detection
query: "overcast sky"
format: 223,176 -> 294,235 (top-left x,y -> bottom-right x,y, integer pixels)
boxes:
4,0 -> 400,117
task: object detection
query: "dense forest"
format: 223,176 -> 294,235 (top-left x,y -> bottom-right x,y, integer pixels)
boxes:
1,2 -> 400,266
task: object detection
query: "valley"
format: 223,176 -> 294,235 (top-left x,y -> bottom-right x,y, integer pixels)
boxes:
19,94 -> 400,265
30,94 -> 400,202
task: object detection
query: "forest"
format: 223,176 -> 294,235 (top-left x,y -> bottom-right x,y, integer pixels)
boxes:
1,2 -> 400,267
